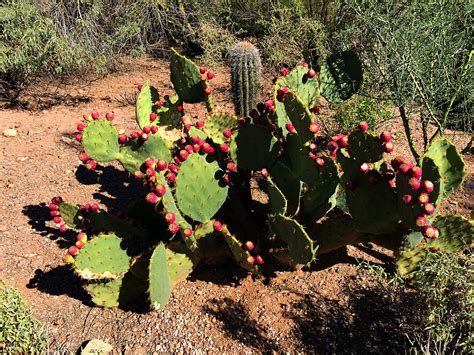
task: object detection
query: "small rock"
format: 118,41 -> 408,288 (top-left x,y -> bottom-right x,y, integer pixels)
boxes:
3,129 -> 17,137
81,339 -> 113,354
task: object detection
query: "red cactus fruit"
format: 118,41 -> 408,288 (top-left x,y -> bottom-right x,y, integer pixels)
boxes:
202,143 -> 214,154
223,129 -> 232,138
68,246 -> 79,256
308,152 -> 317,160
119,134 -> 127,143
223,174 -> 231,185
169,164 -> 179,173
79,151 -> 89,163
247,256 -> 255,265
141,133 -> 149,141
156,160 -> 167,171
220,143 -> 230,153
134,171 -> 143,179
91,112 -> 100,119
146,168 -> 156,177
75,134 -> 82,142
196,121 -> 205,128
77,232 -> 87,243
149,113 -> 157,122
169,223 -> 179,234
204,87 -> 213,95
201,75 -> 207,81
145,157 -> 155,168
143,126 -> 151,134
423,225 -> 439,239
155,184 -> 166,197
286,122 -> 296,133
165,212 -> 176,224
402,194 -> 413,204
77,123 -> 85,131
307,69 -> 316,78
338,136 -> 349,148
137,83 -> 143,91
227,162 -> 237,172
261,169 -> 269,178
206,71 -> 215,80
277,86 -> 289,96
179,150 -> 189,161
151,126 -> 158,134
213,220 -> 223,232
415,215 -> 427,227
105,112 -> 115,121
359,163 -> 369,174
245,241 -> 254,251
280,68 -> 289,76
410,167 -> 423,179
399,163 -> 413,175
91,203 -> 100,212
358,121 -> 369,132
167,172 -> 176,182
380,131 -> 392,143
155,101 -> 163,108
63,254 -> 75,264
384,142 -> 394,153
255,255 -> 264,265
53,216 -> 62,224
421,180 -> 434,193
418,193 -> 429,204
391,156 -> 406,170
146,192 -> 159,204
86,160 -> 97,170
309,122 -> 320,134
327,141 -> 339,152
75,240 -> 85,249
423,203 -> 435,215
50,210 -> 60,217
200,67 -> 206,74
316,158 -> 325,167
184,228 -> 193,238
59,224 -> 68,233
192,144 -> 200,153
408,177 -> 421,190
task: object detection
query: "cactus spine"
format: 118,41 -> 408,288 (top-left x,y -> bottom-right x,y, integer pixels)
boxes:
230,41 -> 262,117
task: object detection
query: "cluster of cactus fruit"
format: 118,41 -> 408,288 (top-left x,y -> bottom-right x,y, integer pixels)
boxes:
49,43 -> 473,310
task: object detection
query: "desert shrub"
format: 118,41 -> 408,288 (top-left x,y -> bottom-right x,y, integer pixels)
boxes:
0,282 -> 48,353
334,95 -> 393,132
408,251 -> 473,353
196,19 -> 238,68
0,0 -> 107,101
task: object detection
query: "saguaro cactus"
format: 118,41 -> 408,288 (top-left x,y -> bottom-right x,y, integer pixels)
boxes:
230,41 -> 262,117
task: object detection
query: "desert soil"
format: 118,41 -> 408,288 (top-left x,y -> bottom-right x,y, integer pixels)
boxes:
0,57 -> 472,353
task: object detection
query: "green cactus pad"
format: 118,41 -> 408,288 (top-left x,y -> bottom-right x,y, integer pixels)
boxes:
267,177 -> 288,215
302,157 -> 339,219
85,277 -> 122,308
396,173 -> 427,229
311,214 -> 366,255
422,138 -> 466,198
203,113 -> 239,145
429,215 -> 473,252
348,131 -> 384,164
74,233 -> 131,280
135,81 -> 160,129
281,91 -> 314,142
270,161 -> 302,216
82,120 -> 120,162
268,214 -> 318,266
175,153 -> 228,223
148,243 -> 194,311
274,66 -> 320,133
320,50 -> 363,103
156,95 -> 183,127
188,126 -> 208,140
343,171 -> 400,234
118,135 -> 171,174
230,125 -> 279,171
397,246 -> 427,279
170,49 -> 208,104
220,225 -> 257,271
57,202 -> 81,229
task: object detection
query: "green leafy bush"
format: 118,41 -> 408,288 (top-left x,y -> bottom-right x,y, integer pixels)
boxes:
334,95 -> 393,132
0,282 -> 48,353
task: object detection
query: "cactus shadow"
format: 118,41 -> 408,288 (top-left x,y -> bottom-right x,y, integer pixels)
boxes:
203,298 -> 280,352
27,265 -> 92,305
22,203 -> 76,249
284,278 -> 420,353
189,262 -> 250,286
75,164 -> 145,210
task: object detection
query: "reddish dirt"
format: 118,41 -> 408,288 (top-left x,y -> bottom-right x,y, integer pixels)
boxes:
0,57 -> 472,352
